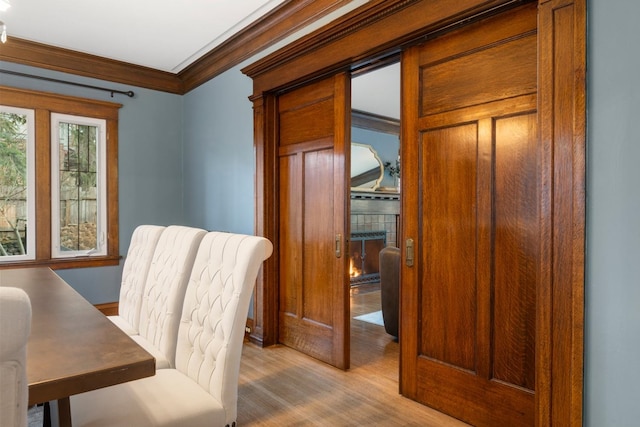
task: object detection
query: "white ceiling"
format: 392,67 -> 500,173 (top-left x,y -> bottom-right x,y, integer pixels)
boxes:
1,0 -> 399,120
352,62 -> 400,120
1,0 -> 287,73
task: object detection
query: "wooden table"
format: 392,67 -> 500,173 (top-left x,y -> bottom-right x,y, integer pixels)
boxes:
0,267 -> 155,427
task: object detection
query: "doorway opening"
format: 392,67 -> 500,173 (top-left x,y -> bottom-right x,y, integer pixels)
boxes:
349,61 -> 400,370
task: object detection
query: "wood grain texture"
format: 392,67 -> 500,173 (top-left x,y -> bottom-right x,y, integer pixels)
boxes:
0,37 -> 183,93
420,35 -> 537,116
402,4 -> 538,425
250,95 -> 280,347
0,268 -> 154,406
277,74 -> 350,369
421,123 -> 478,372
493,112 -> 537,391
237,289 -> 471,426
536,0 -> 586,426
244,0 -> 515,93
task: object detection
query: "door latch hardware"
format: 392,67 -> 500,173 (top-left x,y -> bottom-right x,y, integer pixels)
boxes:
406,238 -> 414,267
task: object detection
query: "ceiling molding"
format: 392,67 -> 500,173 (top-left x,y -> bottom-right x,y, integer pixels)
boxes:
0,37 -> 184,94
0,0 -> 353,95
352,109 -> 400,135
179,0 -> 353,93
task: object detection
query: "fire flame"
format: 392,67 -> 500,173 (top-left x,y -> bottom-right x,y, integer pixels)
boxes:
349,257 -> 362,278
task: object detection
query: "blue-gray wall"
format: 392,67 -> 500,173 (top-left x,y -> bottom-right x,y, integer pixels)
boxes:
0,62 -> 185,303
2,0 -> 639,422
585,0 -> 640,425
182,65 -> 255,235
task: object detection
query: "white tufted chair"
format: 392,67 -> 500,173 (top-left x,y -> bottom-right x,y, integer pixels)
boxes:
0,287 -> 32,427
71,231 -> 273,427
108,225 -> 166,335
130,225 -> 207,369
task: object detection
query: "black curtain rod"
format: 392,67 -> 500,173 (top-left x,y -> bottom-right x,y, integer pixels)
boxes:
0,69 -> 135,98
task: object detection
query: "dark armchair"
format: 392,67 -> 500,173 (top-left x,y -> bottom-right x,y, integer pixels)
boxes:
379,245 -> 400,339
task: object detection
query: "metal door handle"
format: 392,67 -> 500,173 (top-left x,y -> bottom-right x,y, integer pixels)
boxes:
335,233 -> 342,258
406,238 -> 414,267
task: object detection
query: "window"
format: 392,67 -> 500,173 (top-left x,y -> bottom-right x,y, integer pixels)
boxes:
0,86 -> 120,268
0,106 -> 35,261
51,114 -> 107,258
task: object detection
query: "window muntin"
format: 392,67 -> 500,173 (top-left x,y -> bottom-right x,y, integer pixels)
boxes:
51,114 -> 107,258
0,106 -> 35,261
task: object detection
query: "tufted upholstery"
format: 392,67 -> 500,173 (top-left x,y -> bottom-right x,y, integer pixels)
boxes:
71,231 -> 273,427
175,232 -> 273,420
133,225 -> 207,369
0,287 -> 32,427
109,225 -> 165,335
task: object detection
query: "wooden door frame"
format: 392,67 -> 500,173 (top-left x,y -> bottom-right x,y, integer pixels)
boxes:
242,0 -> 586,425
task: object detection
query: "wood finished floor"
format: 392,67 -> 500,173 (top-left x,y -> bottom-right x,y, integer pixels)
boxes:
236,285 -> 470,426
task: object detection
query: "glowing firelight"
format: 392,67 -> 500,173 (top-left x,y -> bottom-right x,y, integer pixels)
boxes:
349,257 -> 362,278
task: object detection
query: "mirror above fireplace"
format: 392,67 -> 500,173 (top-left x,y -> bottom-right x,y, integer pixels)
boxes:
351,143 -> 384,191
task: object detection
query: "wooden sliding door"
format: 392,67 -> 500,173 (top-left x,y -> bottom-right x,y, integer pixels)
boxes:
400,4 -> 540,426
277,73 -> 351,369
246,0 -> 586,424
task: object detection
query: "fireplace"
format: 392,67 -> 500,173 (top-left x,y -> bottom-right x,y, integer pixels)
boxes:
349,230 -> 387,285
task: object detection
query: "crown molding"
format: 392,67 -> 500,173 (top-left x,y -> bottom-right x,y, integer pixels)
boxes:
180,0 -> 353,93
0,37 -> 184,94
241,0 -> 416,80
352,109 -> 400,135
0,0 -> 352,95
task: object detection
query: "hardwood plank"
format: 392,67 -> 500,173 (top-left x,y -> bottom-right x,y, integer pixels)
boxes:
238,288 -> 470,426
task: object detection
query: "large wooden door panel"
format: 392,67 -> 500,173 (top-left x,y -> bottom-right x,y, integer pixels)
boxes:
277,74 -> 350,369
402,3 -> 539,426
412,104 -> 539,426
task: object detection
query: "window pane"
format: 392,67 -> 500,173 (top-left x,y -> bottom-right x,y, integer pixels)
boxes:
52,113 -> 106,258
58,122 -> 99,252
0,107 -> 35,261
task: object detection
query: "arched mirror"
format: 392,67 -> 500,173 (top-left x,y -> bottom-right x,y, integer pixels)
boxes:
351,142 -> 384,191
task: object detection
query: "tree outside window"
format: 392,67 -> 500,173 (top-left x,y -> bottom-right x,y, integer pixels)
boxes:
0,108 -> 34,260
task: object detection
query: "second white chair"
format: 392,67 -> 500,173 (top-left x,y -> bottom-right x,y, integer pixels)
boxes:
130,225 -> 207,369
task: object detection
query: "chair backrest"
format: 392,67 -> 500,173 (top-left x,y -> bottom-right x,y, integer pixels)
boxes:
379,245 -> 400,338
175,231 -> 273,425
0,287 -> 32,427
117,225 -> 165,332
138,225 -> 207,367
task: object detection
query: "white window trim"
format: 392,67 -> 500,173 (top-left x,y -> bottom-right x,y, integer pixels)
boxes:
0,106 -> 36,262
50,113 -> 107,258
